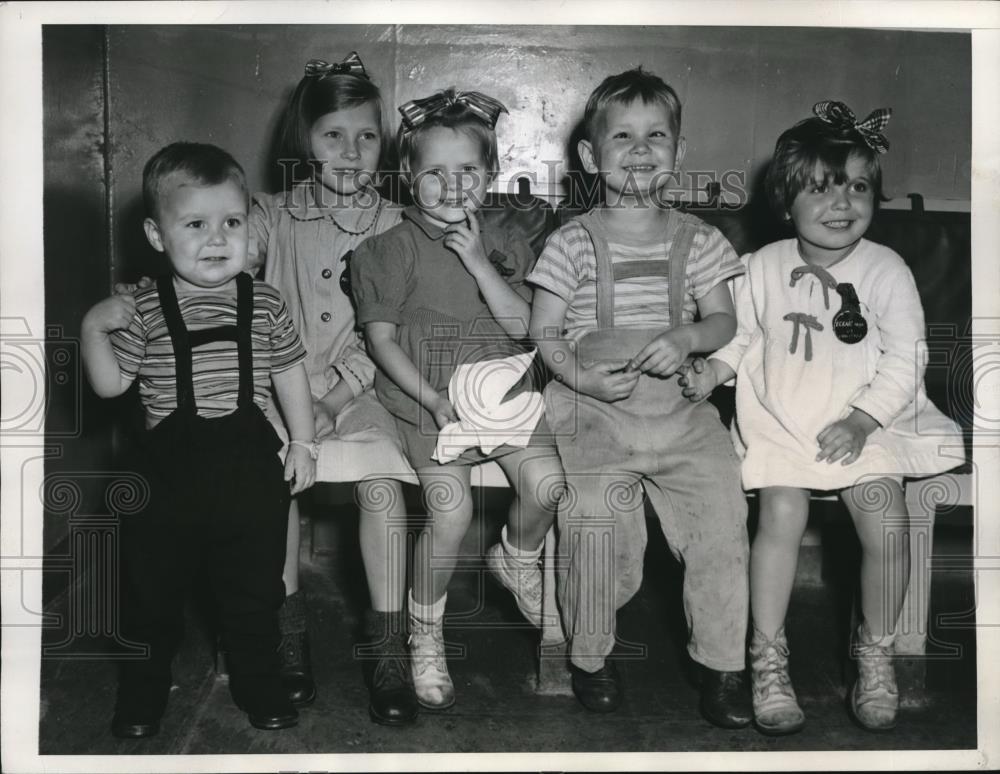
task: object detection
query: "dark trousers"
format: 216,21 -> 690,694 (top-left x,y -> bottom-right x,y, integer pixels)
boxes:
116,407 -> 289,713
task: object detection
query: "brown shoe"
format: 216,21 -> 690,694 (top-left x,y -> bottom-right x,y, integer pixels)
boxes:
363,609 -> 418,726
699,667 -> 752,729
571,661 -> 623,713
278,590 -> 316,706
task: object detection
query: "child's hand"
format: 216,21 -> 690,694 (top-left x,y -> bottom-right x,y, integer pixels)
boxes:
312,399 -> 337,439
82,295 -> 136,337
816,410 -> 879,465
575,361 -> 640,403
285,444 -> 316,495
430,395 -> 459,430
678,357 -> 718,402
628,329 -> 692,377
113,275 -> 154,297
443,208 -> 489,275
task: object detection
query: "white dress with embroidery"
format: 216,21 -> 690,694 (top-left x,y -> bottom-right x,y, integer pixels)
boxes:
712,238 -> 964,491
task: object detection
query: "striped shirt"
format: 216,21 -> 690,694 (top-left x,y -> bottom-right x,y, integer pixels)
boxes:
526,215 -> 744,341
111,279 -> 306,426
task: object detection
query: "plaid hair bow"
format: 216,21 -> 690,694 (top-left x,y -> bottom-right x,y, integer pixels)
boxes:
304,51 -> 368,79
398,89 -> 508,135
813,100 -> 892,154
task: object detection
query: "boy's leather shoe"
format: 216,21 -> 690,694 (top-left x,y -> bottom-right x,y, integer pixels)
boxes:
233,675 -> 300,731
110,717 -> 160,739
699,667 -> 752,729
278,631 -> 316,706
571,661 -> 622,713
278,591 -> 316,706
111,676 -> 169,739
247,705 -> 299,731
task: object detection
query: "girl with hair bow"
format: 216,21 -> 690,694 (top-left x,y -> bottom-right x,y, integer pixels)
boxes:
351,87 -> 564,711
680,101 -> 963,735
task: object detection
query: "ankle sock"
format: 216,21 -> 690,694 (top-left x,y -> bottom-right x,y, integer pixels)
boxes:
858,620 -> 895,647
752,622 -> 785,642
500,525 -> 542,565
408,590 -> 446,623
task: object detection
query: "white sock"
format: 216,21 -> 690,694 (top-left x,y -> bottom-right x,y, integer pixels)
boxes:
500,524 -> 542,565
409,589 -> 447,622
859,619 -> 895,646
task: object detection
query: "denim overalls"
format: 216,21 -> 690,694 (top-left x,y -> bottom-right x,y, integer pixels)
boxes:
545,210 -> 749,673
117,273 -> 290,715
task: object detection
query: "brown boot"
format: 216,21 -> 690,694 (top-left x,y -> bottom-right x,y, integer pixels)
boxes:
277,590 -> 316,706
363,609 -> 418,726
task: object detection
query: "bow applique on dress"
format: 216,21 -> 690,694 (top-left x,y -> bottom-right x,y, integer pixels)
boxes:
790,264 -> 839,310
783,313 -> 824,362
487,250 -> 516,278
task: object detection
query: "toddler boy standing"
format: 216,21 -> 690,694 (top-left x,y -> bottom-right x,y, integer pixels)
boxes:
82,142 -> 316,737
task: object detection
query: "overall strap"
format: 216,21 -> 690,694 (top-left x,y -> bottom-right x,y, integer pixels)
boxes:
234,272 -> 254,408
665,214 -> 696,330
156,275 -> 195,411
573,209 -> 693,329
572,211 -> 616,329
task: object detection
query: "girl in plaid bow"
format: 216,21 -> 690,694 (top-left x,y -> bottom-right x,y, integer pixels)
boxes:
681,101 -> 963,736
351,87 -> 563,712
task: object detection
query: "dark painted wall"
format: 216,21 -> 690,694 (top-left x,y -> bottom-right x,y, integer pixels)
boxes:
43,26 -> 117,555
101,25 -> 970,278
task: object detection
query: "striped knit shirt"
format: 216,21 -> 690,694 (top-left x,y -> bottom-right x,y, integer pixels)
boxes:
526,216 -> 745,341
111,279 -> 306,426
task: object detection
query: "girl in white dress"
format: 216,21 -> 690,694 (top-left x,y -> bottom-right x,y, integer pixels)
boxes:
679,101 -> 963,735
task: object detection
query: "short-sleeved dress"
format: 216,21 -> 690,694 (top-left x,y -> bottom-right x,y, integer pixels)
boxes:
248,182 -> 408,467
712,238 -> 964,491
351,206 -> 540,468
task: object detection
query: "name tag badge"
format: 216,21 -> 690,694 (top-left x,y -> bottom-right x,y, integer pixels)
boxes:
833,282 -> 868,344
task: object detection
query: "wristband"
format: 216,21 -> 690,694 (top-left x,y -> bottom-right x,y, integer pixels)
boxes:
288,439 -> 320,460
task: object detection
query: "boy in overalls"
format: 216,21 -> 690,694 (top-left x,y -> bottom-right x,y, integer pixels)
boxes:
528,69 -> 751,727
81,143 -> 316,737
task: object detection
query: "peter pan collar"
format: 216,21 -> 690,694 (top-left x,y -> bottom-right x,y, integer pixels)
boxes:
283,182 -> 377,222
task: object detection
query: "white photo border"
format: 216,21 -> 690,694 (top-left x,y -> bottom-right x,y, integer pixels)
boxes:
2,1 -> 998,772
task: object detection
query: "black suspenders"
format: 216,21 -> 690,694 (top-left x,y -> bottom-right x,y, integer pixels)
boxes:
156,272 -> 254,414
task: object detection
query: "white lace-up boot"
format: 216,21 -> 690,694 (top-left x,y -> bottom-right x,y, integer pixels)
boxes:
750,625 -> 805,735
850,621 -> 898,731
408,593 -> 455,710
